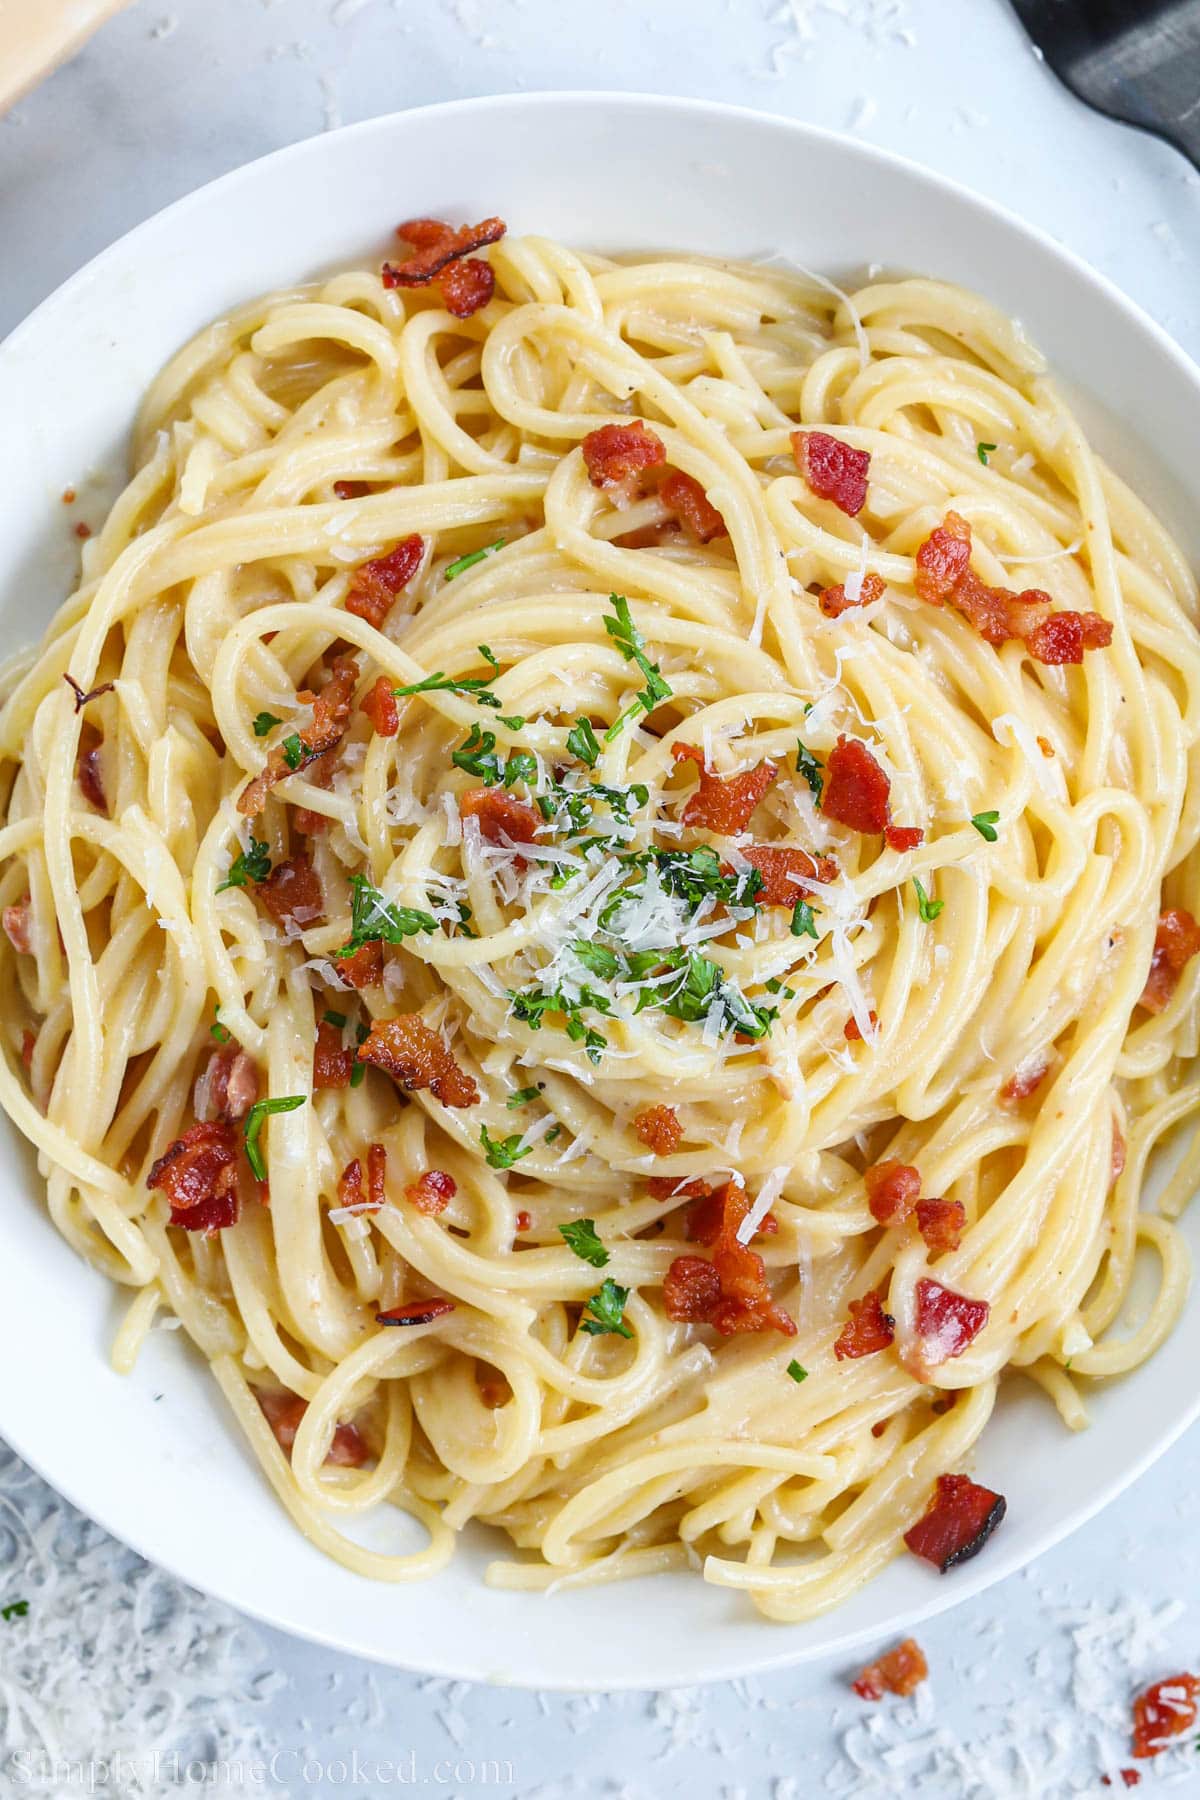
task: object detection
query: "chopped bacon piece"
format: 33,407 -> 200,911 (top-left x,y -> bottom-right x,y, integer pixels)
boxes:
844,1010 -> 879,1042
198,1047 -> 259,1123
20,1028 -> 35,1071
334,480 -> 370,500
346,536 -> 424,629
664,1254 -> 722,1322
661,469 -> 726,542
514,1209 -> 532,1234
904,1472 -> 1006,1571
1139,908 -> 1200,1014
792,430 -> 871,517
732,844 -> 838,904
916,1197 -> 966,1254
459,786 -> 541,846
438,256 -> 495,318
865,1160 -> 921,1227
376,1298 -> 456,1326
648,1174 -> 714,1202
257,853 -> 324,933
834,1289 -> 895,1359
358,1013 -> 480,1108
913,1278 -> 989,1369
581,421 -> 666,498
685,1182 -> 775,1246
1111,1124 -> 1127,1188
291,746 -> 337,835
78,744 -> 107,813
633,1104 -> 682,1155
406,1168 -> 456,1215
818,573 -> 886,618
1132,1674 -> 1200,1759
336,940 -> 384,991
999,1056 -> 1050,1102
822,736 -> 891,835
384,216 -> 505,286
664,1181 -> 794,1336
338,1158 -> 364,1209
239,656 -> 359,818
671,742 -> 777,834
147,1121 -> 240,1235
1101,1771 -> 1141,1789
255,1389 -> 369,1467
362,674 -> 400,737
367,1142 -> 387,1211
2,898 -> 31,954
852,1638 -> 929,1702
914,511 -> 1112,665
884,825 -> 923,853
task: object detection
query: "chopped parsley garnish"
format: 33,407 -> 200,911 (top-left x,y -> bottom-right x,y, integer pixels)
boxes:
580,1277 -> 633,1338
252,711 -> 282,737
656,950 -> 777,1040
452,723 -> 503,782
977,442 -> 997,465
322,1009 -> 348,1029
509,985 -> 611,1063
334,874 -> 437,959
216,835 -> 271,893
280,734 -> 305,771
394,646 -> 503,710
790,898 -> 818,940
603,593 -> 673,737
1,1600 -> 28,1622
538,780 -> 649,836
971,809 -> 1000,842
765,978 -> 795,997
504,751 -> 538,788
349,1022 -> 369,1087
210,1005 -> 231,1045
498,714 -> 526,730
453,901 -> 477,939
786,1360 -> 808,1384
444,537 -> 505,581
507,1085 -> 542,1109
567,718 -> 601,768
606,844 -> 762,919
244,1093 -> 306,1181
480,1125 -> 533,1170
795,739 -> 824,802
913,876 -> 945,923
558,1218 -> 609,1268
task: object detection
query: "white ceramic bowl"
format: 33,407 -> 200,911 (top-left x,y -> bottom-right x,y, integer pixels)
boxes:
2,93 -> 1197,1691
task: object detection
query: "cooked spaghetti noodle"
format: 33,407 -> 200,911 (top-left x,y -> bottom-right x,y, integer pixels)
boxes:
2,222 -> 1199,1619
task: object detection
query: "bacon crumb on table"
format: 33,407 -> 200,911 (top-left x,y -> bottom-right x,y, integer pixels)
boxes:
904,1472 -> 1006,1571
633,1104 -> 682,1154
851,1637 -> 929,1701
671,742 -> 777,833
792,430 -> 871,517
357,1014 -> 480,1108
1131,1672 -> 1200,1758
1139,908 -> 1200,1014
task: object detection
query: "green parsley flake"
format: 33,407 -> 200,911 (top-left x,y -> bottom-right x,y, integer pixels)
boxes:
252,711 -> 282,737
786,1360 -> 808,1384
913,876 -> 945,923
507,1086 -> 542,1109
244,1094 -> 306,1181
790,898 -> 818,940
558,1218 -> 609,1268
603,594 -> 673,733
280,734 -> 305,771
322,1009 -> 348,1030
971,809 -> 1000,842
567,718 -> 601,768
480,1126 -> 533,1170
210,1005 -> 231,1045
795,740 -> 824,802
216,835 -> 271,894
580,1277 -> 632,1338
1,1600 -> 29,1622
977,442 -> 998,465
334,874 -> 437,959
393,646 -> 503,710
444,537 -> 505,581
452,723 -> 503,783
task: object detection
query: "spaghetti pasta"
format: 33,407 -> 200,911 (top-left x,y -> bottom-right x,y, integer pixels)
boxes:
2,221 -> 1199,1621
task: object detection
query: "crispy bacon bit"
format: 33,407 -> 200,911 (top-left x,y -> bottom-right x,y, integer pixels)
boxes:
852,1638 -> 929,1702
147,1121 -> 240,1234
367,1142 -> 387,1210
406,1168 -> 456,1215
1101,1771 -> 1141,1789
514,1209 -> 532,1234
438,256 -> 495,318
384,215 -> 505,286
1132,1674 -> 1200,1759
2,898 -> 31,954
78,744 -> 107,813
834,1289 -> 895,1359
338,1157 -> 364,1208
663,1255 -> 722,1322
376,1298 -> 456,1326
477,1367 -> 512,1408
1111,1124 -> 1127,1188
648,1174 -> 714,1202
661,469 -> 726,542
865,1160 -> 921,1227
792,430 -> 871,517
199,1047 -> 259,1123
916,1198 -> 966,1254
1000,1056 -> 1050,1102
844,1010 -> 879,1042
904,1472 -> 1007,1571
914,511 -> 1112,664
346,536 -> 424,629
581,421 -> 666,498
334,479 -> 369,499
671,742 -> 777,834
884,825 -> 924,852
257,854 -> 324,932
913,1277 -> 989,1368
818,573 -> 886,618
733,844 -> 838,905
459,786 -> 541,846
239,656 -> 359,818
20,1028 -> 35,1071
633,1104 -> 682,1155
684,1183 -> 776,1246
361,674 -> 400,737
822,736 -> 891,835
1139,908 -> 1200,1014
255,1389 -> 369,1467
358,1014 -> 480,1108
664,1181 -> 795,1336
336,940 -> 384,990
291,747 -> 337,835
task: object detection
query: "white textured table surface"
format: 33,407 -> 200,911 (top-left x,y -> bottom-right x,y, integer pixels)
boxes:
2,3 -> 1200,1796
